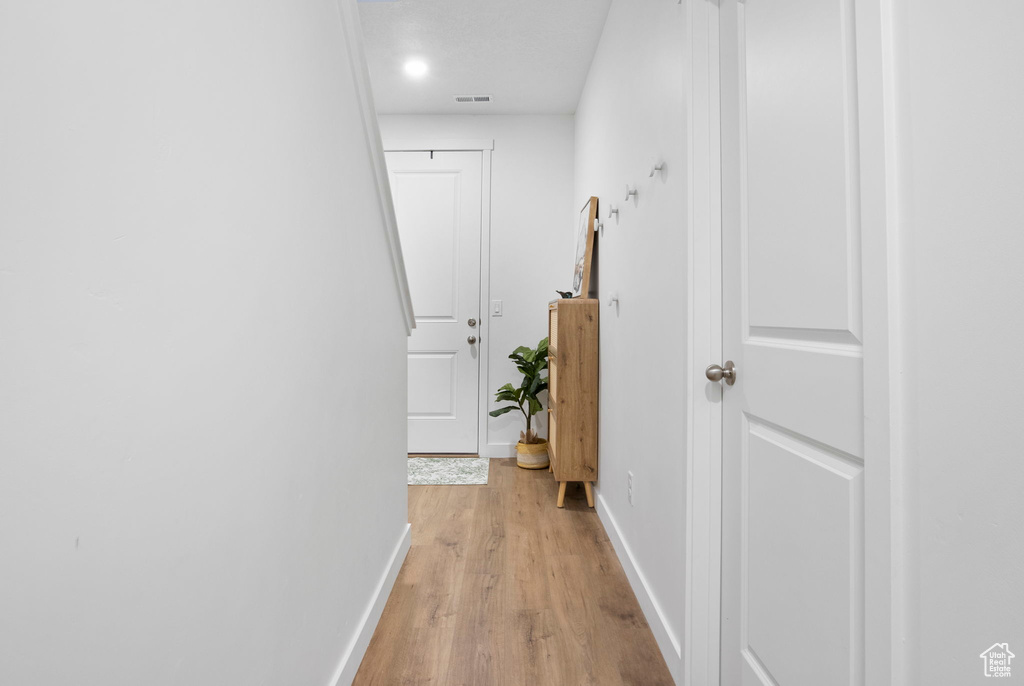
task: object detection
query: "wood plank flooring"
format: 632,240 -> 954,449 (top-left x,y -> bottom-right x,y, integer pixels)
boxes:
353,458 -> 674,686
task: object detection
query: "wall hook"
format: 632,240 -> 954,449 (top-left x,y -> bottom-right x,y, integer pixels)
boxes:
607,293 -> 619,307
608,205 -> 619,219
649,161 -> 665,177
596,221 -> 604,236
625,184 -> 638,202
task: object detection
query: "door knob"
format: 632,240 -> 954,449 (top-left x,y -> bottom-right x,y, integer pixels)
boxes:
705,361 -> 737,386
468,318 -> 477,327
468,336 -> 478,345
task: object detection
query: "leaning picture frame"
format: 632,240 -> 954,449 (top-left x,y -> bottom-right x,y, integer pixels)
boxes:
572,197 -> 598,298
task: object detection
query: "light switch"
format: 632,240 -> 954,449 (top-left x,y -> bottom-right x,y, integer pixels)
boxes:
491,300 -> 503,317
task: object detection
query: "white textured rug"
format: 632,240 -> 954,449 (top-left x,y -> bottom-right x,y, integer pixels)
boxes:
407,456 -> 490,485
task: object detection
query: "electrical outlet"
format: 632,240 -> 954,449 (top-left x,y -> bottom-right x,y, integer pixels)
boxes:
627,471 -> 634,506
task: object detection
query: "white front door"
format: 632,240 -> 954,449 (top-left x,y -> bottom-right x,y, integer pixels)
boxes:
387,151 -> 482,453
720,1 -> 870,684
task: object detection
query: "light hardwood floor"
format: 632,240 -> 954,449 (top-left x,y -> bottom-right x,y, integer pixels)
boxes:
353,458 -> 674,685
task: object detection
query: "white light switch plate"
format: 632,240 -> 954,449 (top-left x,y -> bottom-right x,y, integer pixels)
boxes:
491,300 -> 503,317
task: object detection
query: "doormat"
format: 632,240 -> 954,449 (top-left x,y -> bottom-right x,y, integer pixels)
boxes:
407,456 -> 490,485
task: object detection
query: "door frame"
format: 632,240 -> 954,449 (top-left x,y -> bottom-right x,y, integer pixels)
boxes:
685,1 -> 723,683
686,0 -> 902,683
383,139 -> 495,457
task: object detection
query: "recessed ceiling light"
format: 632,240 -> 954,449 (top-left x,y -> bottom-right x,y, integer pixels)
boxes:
403,59 -> 429,79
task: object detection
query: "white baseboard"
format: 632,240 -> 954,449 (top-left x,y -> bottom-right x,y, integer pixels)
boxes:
596,494 -> 683,685
479,442 -> 516,458
329,523 -> 412,686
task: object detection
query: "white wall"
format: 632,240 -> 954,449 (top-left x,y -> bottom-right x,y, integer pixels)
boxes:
573,1 -> 688,680
0,2 -> 409,685
377,115 -> 576,456
893,2 -> 1024,683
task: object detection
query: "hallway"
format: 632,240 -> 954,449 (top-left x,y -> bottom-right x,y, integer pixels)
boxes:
3,1 -> 1024,684
354,460 -> 673,685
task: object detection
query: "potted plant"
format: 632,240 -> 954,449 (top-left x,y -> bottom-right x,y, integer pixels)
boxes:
489,337 -> 550,469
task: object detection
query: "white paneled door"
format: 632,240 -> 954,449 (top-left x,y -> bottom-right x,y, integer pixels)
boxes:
719,1 -> 870,684
387,151 -> 483,453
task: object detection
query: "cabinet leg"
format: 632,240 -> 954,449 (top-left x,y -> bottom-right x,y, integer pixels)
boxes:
583,481 -> 595,508
556,481 -> 567,508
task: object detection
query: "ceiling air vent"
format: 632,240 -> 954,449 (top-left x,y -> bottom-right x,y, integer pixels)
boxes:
454,95 -> 493,103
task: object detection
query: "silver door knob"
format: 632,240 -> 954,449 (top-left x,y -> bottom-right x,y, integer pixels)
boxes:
468,336 -> 477,344
705,361 -> 737,385
468,318 -> 477,327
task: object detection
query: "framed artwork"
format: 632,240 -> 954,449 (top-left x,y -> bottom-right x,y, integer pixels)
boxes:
572,197 -> 598,298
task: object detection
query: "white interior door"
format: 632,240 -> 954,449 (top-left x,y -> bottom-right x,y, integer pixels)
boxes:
720,1 -> 869,684
387,151 -> 482,454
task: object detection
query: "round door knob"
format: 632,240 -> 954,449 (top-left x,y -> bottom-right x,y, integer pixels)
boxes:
468,318 -> 477,327
705,360 -> 737,386
468,336 -> 478,345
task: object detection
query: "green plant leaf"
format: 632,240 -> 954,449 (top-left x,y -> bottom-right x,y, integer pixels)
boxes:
494,382 -> 518,403
494,338 -> 554,426
527,373 -> 543,396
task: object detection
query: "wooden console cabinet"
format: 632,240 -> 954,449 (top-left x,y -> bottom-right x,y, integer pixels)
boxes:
547,298 -> 599,508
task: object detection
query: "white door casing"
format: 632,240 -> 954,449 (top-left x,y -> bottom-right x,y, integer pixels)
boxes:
718,0 -> 889,684
387,151 -> 483,453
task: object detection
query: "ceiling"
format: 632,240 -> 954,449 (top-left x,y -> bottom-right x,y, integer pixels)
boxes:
357,0 -> 612,115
